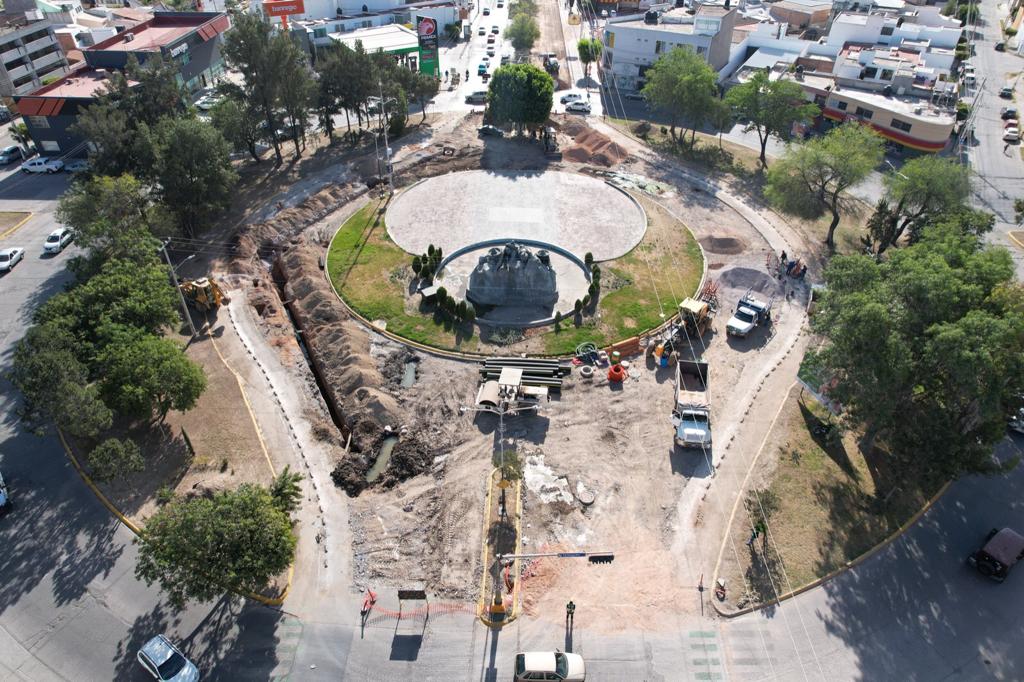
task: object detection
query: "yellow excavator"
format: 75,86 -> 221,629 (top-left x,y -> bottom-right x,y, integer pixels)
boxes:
179,277 -> 226,311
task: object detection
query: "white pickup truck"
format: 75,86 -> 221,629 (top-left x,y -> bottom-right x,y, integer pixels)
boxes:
672,359 -> 711,449
726,292 -> 772,338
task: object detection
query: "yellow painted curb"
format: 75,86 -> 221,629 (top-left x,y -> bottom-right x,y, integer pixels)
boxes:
1007,230 -> 1024,251
57,427 -> 142,535
477,468 -> 523,628
0,211 -> 32,240
204,312 -> 278,479
57,424 -> 292,607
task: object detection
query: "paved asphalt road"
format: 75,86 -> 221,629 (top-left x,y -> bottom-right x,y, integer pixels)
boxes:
0,165 -> 292,681
964,1 -> 1024,276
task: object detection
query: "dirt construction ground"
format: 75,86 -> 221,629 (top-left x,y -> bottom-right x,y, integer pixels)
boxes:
314,118 -> 809,630
217,108 -> 813,628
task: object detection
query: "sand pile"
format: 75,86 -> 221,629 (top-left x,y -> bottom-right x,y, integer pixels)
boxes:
699,235 -> 748,255
562,124 -> 630,167
717,266 -> 780,295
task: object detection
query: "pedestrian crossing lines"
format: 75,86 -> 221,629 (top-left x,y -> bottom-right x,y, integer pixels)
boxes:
269,616 -> 304,681
689,630 -> 724,681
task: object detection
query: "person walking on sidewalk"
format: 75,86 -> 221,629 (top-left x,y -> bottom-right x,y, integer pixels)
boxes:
566,600 -> 576,628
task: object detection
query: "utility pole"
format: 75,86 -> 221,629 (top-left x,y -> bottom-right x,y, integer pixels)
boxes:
161,241 -> 198,339
378,79 -> 393,194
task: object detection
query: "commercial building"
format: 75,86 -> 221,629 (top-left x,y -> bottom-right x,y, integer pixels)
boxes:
601,5 -> 738,92
14,11 -> 230,156
804,71 -> 956,151
0,21 -> 69,98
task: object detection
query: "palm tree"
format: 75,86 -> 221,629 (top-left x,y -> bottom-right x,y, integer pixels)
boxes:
10,122 -> 31,157
269,465 -> 304,514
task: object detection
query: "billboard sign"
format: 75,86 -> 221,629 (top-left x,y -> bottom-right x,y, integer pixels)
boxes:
263,0 -> 304,17
416,15 -> 439,77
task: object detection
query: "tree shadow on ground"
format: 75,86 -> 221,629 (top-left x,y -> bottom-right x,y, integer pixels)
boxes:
816,441 -> 1024,681
0,426 -> 128,614
797,396 -> 857,479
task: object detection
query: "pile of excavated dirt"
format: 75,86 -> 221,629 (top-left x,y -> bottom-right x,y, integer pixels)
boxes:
278,242 -> 400,453
700,235 -> 748,255
561,123 -> 630,167
717,266 -> 781,295
380,347 -> 419,387
235,184 -> 362,260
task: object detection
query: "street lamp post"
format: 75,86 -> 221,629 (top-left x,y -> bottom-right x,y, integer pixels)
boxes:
160,242 -> 198,339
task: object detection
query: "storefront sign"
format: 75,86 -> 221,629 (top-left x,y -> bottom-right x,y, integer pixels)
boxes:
169,43 -> 189,57
416,16 -> 439,77
263,0 -> 305,17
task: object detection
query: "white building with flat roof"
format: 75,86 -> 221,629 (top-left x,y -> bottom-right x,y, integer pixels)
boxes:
601,5 -> 738,92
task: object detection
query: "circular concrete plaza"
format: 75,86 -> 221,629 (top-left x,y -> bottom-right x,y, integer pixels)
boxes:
385,170 -> 647,262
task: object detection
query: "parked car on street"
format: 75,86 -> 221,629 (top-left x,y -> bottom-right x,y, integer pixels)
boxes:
487,46 -> 496,56
64,158 -> 89,173
0,145 -> 22,165
623,91 -> 647,101
194,92 -> 222,110
43,227 -> 73,254
478,125 -> 504,137
478,25 -> 486,35
465,90 -> 488,104
514,651 -> 586,682
560,92 -> 583,104
0,247 -> 25,272
1003,127 -> 1020,142
21,157 -> 63,173
565,100 -> 591,114
483,6 -> 490,14
491,24 -> 500,33
995,41 -> 1006,51
1001,106 -> 1018,120
137,635 -> 199,682
967,528 -> 1024,582
478,62 -> 489,75
1000,85 -> 1014,99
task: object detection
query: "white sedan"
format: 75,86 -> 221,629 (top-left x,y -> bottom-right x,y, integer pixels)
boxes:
0,247 -> 25,272
566,100 -> 592,114
43,227 -> 74,254
21,157 -> 63,173
137,635 -> 199,682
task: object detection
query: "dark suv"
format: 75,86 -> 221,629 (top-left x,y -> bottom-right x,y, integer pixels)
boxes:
967,528 -> 1024,582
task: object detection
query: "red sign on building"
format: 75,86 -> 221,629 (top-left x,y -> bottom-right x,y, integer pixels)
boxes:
263,0 -> 304,17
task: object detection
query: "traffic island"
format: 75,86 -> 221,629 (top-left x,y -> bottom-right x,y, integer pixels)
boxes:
477,467 -> 523,628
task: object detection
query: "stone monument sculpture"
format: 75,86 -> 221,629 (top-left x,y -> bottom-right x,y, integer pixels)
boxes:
466,242 -> 558,307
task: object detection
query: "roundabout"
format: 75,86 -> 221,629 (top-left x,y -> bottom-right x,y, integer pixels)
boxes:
385,170 -> 648,263
329,170 -> 703,355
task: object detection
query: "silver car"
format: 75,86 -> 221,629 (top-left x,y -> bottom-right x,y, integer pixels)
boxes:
0,145 -> 22,165
0,247 -> 25,272
137,635 -> 199,682
43,227 -> 73,254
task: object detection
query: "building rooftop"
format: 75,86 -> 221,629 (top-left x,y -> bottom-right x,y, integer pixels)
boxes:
772,0 -> 832,9
87,12 -> 227,53
612,10 -> 699,34
796,71 -> 954,123
30,67 -> 114,98
328,24 -> 418,52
